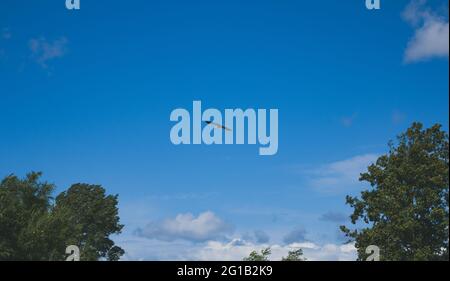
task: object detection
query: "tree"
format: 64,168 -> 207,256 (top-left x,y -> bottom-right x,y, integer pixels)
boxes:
0,172 -> 54,260
281,249 -> 306,261
243,247 -> 271,261
243,247 -> 307,261
341,123 -> 449,261
0,172 -> 124,261
53,183 -> 124,261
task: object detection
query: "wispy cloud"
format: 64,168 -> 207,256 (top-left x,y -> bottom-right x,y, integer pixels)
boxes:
302,153 -> 379,193
29,37 -> 68,68
135,211 -> 233,242
402,0 -> 449,63
253,230 -> 270,244
283,226 -> 308,244
242,230 -> 270,244
320,211 -> 348,223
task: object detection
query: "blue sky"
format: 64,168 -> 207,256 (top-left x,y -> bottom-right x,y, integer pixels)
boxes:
1,0 -> 448,260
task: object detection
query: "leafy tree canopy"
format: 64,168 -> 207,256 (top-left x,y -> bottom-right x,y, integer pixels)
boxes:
281,249 -> 306,261
243,247 -> 271,261
341,123 -> 449,261
0,172 -> 124,261
243,247 -> 306,261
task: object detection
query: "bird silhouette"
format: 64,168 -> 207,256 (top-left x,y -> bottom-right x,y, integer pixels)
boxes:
205,121 -> 232,131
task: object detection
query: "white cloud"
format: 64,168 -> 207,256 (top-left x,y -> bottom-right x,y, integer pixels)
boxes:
402,0 -> 449,63
118,218 -> 358,261
162,240 -> 356,261
303,154 -> 378,193
195,240 -> 357,261
405,19 -> 449,62
402,0 -> 429,26
29,37 -> 68,68
304,243 -> 356,261
135,211 -> 233,242
118,236 -> 357,261
194,239 -> 261,261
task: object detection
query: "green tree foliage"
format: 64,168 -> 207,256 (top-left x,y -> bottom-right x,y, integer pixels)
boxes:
243,247 -> 271,261
341,123 -> 449,261
243,247 -> 306,261
281,249 -> 306,261
0,172 -> 124,261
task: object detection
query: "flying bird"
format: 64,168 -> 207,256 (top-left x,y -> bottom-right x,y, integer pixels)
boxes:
205,121 -> 232,131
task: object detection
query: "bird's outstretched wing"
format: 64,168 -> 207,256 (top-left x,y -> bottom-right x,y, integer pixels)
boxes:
205,121 -> 232,131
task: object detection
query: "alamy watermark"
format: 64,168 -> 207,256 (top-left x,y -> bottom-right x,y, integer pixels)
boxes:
365,0 -> 380,10
64,1 -> 379,12
365,245 -> 381,261
170,101 -> 279,156
65,245 -> 80,261
66,0 -> 80,10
